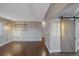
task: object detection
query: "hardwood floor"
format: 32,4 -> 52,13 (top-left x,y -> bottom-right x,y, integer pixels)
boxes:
1,41 -> 79,56
0,41 -> 49,56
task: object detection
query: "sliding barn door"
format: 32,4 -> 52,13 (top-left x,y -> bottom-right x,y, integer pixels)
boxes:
60,18 -> 75,52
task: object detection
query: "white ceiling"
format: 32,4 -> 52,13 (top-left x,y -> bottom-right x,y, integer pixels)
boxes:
0,3 -> 50,21
44,3 -> 69,20
58,3 -> 79,17
1,3 -> 78,21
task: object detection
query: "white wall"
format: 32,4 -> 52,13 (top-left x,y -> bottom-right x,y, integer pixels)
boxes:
44,19 -> 61,53
13,22 -> 42,41
75,19 -> 79,51
0,18 -> 13,46
44,19 -> 51,51
50,20 -> 60,52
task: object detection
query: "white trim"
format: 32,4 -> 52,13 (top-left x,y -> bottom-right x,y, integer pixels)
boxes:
49,49 -> 61,53
0,40 -> 12,46
75,47 -> 79,52
13,39 -> 41,41
45,42 -> 50,52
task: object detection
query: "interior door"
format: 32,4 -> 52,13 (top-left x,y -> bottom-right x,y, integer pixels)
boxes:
60,18 -> 75,52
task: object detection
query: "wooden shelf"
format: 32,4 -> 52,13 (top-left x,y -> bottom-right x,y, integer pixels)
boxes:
14,23 -> 30,31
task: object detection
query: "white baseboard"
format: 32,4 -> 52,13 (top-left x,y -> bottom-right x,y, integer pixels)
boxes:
49,49 -> 61,53
45,42 -> 50,52
0,40 -> 12,46
45,43 -> 61,53
13,39 -> 41,41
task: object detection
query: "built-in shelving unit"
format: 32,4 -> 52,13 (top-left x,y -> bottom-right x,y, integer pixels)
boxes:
13,22 -> 30,31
